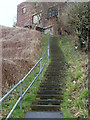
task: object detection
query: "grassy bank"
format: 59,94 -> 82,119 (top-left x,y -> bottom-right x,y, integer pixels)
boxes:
59,36 -> 88,118
2,34 -> 50,118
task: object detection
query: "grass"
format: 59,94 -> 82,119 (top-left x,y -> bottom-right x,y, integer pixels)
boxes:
59,35 -> 88,118
2,34 -> 50,118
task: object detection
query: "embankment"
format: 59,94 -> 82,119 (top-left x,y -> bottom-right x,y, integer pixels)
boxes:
0,26 -> 42,94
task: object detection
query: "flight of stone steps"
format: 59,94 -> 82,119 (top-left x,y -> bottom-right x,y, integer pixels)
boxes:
30,37 -> 66,112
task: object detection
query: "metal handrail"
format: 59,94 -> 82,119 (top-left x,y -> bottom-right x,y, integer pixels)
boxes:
0,32 -> 51,120
0,58 -> 41,104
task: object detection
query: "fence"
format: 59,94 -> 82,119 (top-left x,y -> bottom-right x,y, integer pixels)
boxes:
0,32 -> 51,120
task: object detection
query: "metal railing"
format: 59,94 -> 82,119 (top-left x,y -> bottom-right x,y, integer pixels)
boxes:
0,32 -> 51,120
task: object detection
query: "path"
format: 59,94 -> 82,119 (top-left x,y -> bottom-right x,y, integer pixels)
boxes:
25,36 -> 67,119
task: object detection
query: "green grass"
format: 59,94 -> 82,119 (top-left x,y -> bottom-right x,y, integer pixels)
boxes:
61,107 -> 73,118
2,34 -> 50,118
59,35 -> 88,118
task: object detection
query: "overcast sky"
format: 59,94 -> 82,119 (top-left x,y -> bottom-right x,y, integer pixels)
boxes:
0,0 -> 25,27
0,0 -> 89,27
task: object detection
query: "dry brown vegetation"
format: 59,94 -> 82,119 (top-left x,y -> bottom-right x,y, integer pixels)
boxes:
0,26 -> 42,95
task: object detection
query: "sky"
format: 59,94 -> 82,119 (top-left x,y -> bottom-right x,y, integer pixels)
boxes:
0,0 -> 25,27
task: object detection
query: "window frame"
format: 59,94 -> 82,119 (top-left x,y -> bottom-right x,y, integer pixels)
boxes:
22,7 -> 26,14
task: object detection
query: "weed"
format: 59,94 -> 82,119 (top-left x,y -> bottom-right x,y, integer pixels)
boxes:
59,35 -> 88,118
76,72 -> 83,79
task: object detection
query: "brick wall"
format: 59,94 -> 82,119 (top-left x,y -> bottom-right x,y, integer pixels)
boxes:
17,2 -> 67,35
44,17 -> 58,35
17,2 -> 36,27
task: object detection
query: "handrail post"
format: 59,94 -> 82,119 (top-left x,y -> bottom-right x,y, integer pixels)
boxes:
20,81 -> 22,111
40,58 -> 42,80
48,30 -> 51,60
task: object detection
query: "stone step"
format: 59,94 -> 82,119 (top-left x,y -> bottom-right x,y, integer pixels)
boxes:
45,72 -> 63,74
36,94 -> 63,99
41,81 -> 65,85
37,90 -> 63,94
26,37 -> 66,113
25,111 -> 64,118
41,80 -> 65,83
40,84 -> 65,87
44,74 -> 64,76
45,72 -> 65,74
38,89 -> 62,92
39,87 -> 62,91
32,101 -> 60,105
40,84 -> 64,86
41,81 -> 63,83
45,75 -> 61,77
38,87 -> 61,90
42,80 -> 63,83
33,99 -> 64,102
43,77 -> 65,80
44,75 -> 60,77
32,99 -> 63,105
36,94 -> 64,97
31,105 -> 61,111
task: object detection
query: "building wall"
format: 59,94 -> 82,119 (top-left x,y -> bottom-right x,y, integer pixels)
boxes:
17,2 -> 66,35
44,17 -> 58,35
17,2 -> 36,27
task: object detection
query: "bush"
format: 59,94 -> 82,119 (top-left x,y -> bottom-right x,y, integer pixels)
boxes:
61,2 -> 89,52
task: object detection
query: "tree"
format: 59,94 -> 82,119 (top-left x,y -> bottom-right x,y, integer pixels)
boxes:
67,2 -> 89,52
13,15 -> 17,27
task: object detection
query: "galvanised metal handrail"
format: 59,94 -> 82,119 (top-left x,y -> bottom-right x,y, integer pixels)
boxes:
0,32 -> 51,120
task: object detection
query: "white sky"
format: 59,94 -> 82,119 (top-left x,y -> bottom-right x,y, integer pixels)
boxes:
0,0 -> 25,27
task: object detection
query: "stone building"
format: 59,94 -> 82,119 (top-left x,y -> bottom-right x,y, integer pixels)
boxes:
17,2 -> 66,35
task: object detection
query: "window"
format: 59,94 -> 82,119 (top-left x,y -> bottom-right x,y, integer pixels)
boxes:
48,6 -> 58,18
22,7 -> 26,14
49,12 -> 52,18
35,2 -> 39,7
32,13 -> 41,24
52,11 -> 55,17
55,10 -> 58,16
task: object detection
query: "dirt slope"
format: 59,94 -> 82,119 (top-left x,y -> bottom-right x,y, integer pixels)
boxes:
0,26 -> 42,94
